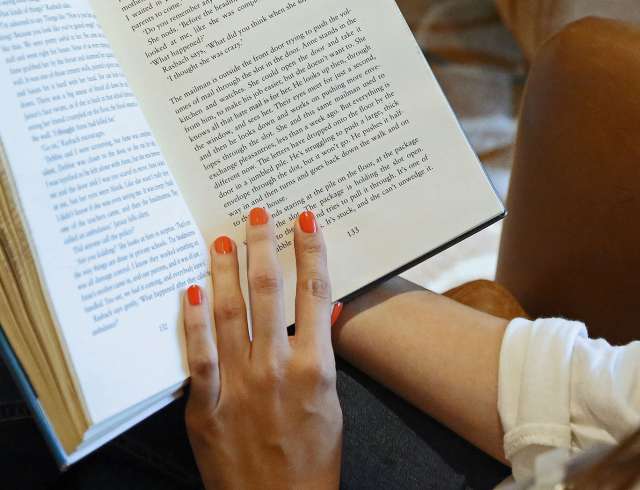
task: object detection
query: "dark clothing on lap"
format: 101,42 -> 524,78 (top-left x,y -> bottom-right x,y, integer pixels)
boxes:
0,359 -> 509,489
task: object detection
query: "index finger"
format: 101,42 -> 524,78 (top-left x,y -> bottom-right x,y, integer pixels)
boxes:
183,285 -> 220,411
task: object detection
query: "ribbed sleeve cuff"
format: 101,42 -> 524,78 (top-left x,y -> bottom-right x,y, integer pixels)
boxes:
498,317 -> 587,479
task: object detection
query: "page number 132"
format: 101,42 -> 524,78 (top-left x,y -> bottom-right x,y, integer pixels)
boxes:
347,226 -> 360,238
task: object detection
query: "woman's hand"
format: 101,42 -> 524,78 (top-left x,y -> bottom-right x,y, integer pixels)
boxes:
183,209 -> 343,490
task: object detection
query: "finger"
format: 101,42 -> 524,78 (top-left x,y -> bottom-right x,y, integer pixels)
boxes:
210,236 -> 250,369
246,208 -> 288,357
294,211 -> 333,350
331,302 -> 344,327
184,285 -> 220,410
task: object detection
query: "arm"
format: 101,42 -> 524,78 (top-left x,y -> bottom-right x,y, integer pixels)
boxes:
333,277 -> 509,463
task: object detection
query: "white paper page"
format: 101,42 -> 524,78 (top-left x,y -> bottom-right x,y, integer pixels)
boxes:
0,0 -> 207,424
91,0 -> 504,326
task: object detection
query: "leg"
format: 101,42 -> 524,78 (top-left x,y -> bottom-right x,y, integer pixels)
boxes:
497,18 -> 640,345
0,357 -> 201,490
495,0 -> 640,61
338,360 -> 509,490
119,362 -> 511,489
1,350 -> 508,490
0,360 -> 60,489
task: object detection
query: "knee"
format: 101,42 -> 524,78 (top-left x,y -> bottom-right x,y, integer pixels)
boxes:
520,17 -> 640,142
531,17 -> 640,94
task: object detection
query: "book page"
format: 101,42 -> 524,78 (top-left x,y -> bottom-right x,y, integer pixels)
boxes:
0,0 -> 207,424
92,0 -> 504,326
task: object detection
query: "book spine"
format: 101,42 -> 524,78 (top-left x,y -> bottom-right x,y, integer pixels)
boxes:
0,326 -> 70,470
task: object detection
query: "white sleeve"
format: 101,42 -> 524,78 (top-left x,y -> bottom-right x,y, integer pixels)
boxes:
571,335 -> 640,448
498,318 -> 640,482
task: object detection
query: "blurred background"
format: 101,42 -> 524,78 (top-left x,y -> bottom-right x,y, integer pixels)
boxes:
395,0 -> 638,292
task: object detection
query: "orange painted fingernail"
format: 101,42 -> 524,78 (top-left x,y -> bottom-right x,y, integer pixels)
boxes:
249,207 -> 269,226
331,302 -> 343,327
187,285 -> 202,306
299,211 -> 317,234
213,236 -> 233,255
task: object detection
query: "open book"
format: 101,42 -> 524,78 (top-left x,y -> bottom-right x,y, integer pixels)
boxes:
0,0 -> 504,468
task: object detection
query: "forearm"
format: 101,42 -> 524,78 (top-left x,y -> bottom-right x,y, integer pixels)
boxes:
333,277 -> 508,463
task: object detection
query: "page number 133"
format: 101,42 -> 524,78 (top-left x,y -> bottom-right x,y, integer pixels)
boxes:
347,226 -> 360,238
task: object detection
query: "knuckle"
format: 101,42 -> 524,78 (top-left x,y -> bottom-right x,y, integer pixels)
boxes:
248,228 -> 274,248
189,356 -> 217,380
214,258 -> 236,275
249,270 -> 282,295
185,408 -> 218,443
184,410 -> 200,434
214,300 -> 244,323
299,275 -> 331,300
185,407 -> 204,433
186,320 -> 208,335
295,357 -> 336,389
224,385 -> 251,409
252,360 -> 285,389
301,238 -> 325,259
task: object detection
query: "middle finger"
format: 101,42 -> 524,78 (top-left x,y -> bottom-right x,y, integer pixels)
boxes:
246,208 -> 289,358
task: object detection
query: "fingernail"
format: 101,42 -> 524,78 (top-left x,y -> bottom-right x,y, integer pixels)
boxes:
331,302 -> 343,327
187,285 -> 203,306
213,236 -> 233,255
299,211 -> 317,234
249,207 -> 269,226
